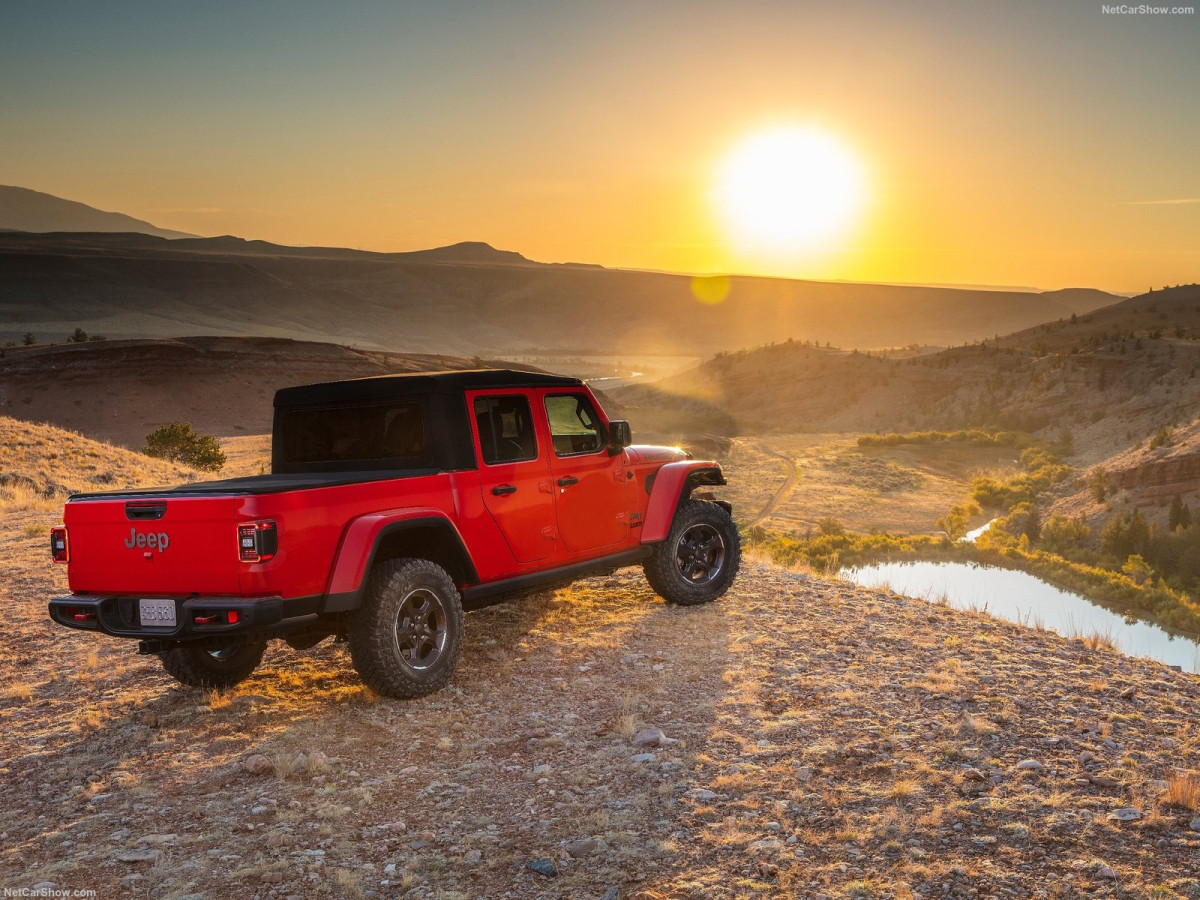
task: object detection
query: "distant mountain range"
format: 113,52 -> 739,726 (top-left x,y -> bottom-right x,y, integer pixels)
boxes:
0,228 -> 1120,357
0,185 -> 197,240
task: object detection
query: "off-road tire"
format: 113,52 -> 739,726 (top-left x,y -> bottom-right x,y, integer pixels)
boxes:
348,558 -> 465,699
644,498 -> 740,606
158,639 -> 268,690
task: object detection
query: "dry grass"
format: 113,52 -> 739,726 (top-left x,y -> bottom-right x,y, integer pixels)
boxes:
1160,773 -> 1200,812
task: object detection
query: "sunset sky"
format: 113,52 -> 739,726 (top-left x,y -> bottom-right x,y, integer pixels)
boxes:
2,0 -> 1197,292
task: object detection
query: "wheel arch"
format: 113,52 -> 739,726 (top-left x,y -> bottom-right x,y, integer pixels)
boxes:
641,461 -> 728,543
323,511 -> 478,613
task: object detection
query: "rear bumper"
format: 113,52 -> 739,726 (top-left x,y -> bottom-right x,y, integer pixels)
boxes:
48,594 -> 320,643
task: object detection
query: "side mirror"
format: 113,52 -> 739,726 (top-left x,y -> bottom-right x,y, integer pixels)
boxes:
607,420 -> 632,455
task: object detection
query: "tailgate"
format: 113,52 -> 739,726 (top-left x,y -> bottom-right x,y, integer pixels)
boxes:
65,495 -> 244,596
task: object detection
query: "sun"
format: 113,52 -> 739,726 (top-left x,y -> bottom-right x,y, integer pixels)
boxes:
716,125 -> 865,253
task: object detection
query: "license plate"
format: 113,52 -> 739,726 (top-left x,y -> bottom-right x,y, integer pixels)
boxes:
139,599 -> 177,628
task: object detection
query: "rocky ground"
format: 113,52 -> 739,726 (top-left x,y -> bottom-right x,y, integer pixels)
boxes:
3,491 -> 1200,899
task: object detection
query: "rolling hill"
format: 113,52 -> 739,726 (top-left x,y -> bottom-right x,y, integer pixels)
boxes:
0,230 -> 1118,356
0,185 -> 196,240
0,336 -> 485,447
612,286 -> 1200,453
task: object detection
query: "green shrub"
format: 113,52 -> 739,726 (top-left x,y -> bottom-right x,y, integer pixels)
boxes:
143,422 -> 226,472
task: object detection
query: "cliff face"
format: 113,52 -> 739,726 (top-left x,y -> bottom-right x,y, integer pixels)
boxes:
1111,448 -> 1200,499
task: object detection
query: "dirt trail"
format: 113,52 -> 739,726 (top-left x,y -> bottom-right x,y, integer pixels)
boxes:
746,440 -> 798,527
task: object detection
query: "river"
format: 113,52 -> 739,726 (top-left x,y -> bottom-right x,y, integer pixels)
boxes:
841,560 -> 1200,674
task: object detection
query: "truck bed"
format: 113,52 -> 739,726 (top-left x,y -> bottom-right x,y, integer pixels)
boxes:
67,468 -> 442,500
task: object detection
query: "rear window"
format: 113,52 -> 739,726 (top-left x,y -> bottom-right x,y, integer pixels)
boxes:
279,401 -> 426,467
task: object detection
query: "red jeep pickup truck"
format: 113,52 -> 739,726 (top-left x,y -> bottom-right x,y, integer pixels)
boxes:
49,370 -> 739,698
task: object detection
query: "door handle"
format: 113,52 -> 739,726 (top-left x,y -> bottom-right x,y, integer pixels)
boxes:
557,476 -> 579,487
492,484 -> 517,495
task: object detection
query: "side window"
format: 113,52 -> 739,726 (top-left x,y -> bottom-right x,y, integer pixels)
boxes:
473,395 -> 538,465
545,394 -> 604,457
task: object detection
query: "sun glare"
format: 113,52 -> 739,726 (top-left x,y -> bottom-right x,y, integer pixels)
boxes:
716,126 -> 865,254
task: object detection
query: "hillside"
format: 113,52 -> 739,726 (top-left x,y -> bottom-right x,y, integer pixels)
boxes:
0,230 -> 1118,356
614,286 -> 1200,460
0,336 -> 484,447
0,185 -> 195,240
4,498 -> 1200,895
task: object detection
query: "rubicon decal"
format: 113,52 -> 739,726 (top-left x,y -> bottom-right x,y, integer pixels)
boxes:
124,528 -> 170,551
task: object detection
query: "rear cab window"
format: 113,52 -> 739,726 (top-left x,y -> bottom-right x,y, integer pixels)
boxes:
278,401 -> 426,469
545,394 -> 605,456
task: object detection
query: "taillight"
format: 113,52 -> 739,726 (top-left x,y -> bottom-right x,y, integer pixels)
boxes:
50,526 -> 69,563
237,521 -> 277,563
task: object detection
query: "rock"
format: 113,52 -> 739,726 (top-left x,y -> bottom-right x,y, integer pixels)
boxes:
110,828 -> 131,841
1088,774 -> 1120,788
384,864 -> 396,876
1096,866 -> 1118,880
686,789 -> 718,801
764,822 -> 783,833
1016,759 -> 1044,772
117,848 -> 161,863
243,754 -> 273,776
629,753 -> 656,764
962,768 -> 987,781
119,874 -> 143,887
531,764 -> 552,776
139,833 -> 177,846
602,888 -> 619,900
1118,686 -> 1137,699
140,711 -> 159,728
527,858 -> 557,877
563,837 -> 608,858
385,821 -> 407,833
1190,817 -> 1200,831
464,849 -> 482,864
31,884 -> 57,892
1079,751 -> 1098,766
632,727 -> 675,748
1108,807 -> 1141,822
410,840 -> 431,851
261,872 -> 284,884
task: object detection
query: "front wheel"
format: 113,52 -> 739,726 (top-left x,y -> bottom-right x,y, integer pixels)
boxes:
159,639 -> 267,690
643,498 -> 741,606
348,558 -> 465,699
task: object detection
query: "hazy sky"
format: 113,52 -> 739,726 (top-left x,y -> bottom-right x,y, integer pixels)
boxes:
2,0 -> 1197,292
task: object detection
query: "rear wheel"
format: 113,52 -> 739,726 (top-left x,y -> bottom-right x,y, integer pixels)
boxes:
348,558 -> 465,699
159,639 -> 267,690
644,499 -> 740,606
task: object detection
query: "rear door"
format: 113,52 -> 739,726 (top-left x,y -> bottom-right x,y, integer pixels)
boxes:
543,391 -> 630,553
467,389 -> 558,563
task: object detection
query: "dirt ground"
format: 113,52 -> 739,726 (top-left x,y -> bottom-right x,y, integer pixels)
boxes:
4,420 -> 1200,899
719,435 -> 1018,536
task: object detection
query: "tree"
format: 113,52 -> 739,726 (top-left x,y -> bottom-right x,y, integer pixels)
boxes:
22,332 -> 35,346
69,327 -> 88,343
143,422 -> 226,472
1087,467 -> 1109,503
1169,494 -> 1193,532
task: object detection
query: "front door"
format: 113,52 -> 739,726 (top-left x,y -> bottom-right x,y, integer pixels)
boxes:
543,391 -> 630,553
469,391 -> 556,563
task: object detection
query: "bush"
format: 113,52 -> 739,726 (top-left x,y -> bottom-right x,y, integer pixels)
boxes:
69,327 -> 88,343
143,422 -> 226,472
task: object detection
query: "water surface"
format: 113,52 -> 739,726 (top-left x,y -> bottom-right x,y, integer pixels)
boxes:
842,560 -> 1200,674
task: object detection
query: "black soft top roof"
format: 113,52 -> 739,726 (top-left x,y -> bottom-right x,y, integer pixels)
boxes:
274,368 -> 583,408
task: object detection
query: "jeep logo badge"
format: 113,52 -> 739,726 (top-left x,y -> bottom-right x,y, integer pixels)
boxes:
124,527 -> 170,552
